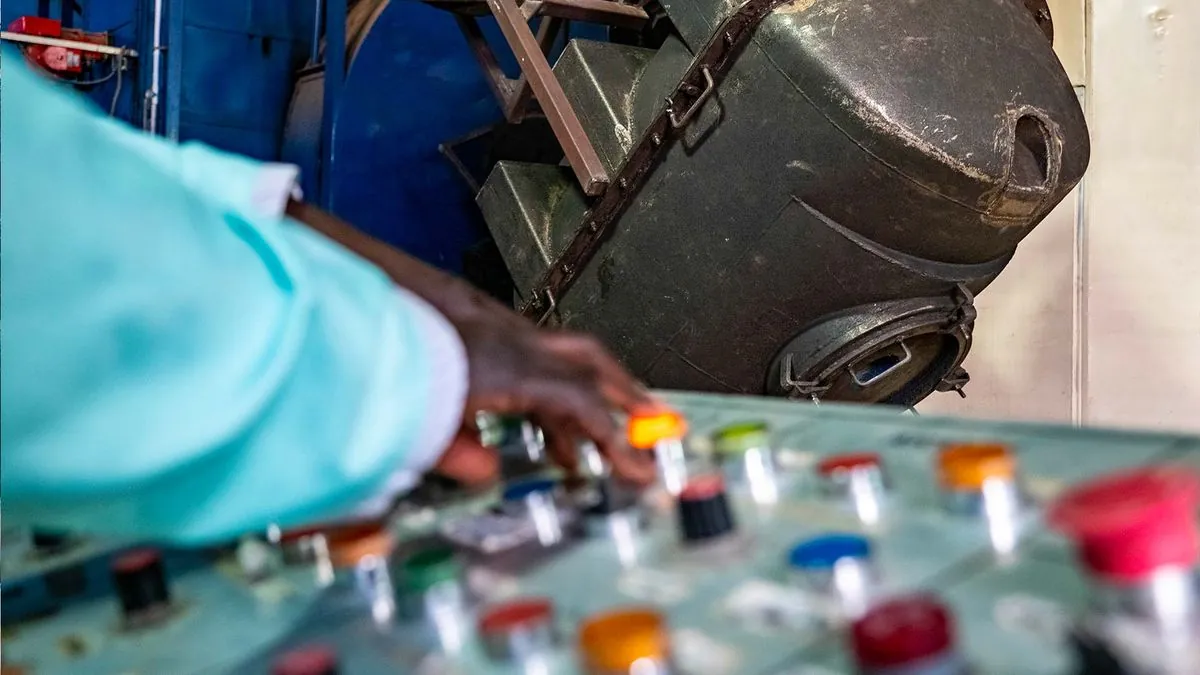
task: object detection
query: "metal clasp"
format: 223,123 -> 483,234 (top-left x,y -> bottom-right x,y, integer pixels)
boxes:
781,353 -> 831,404
534,290 -> 558,327
667,66 -> 715,129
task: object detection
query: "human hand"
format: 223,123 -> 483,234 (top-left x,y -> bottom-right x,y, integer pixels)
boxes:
290,200 -> 661,486
432,313 -> 660,488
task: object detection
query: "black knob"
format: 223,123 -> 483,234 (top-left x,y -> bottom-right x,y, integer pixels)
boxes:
678,475 -> 736,542
587,476 -> 640,516
110,548 -> 171,623
31,530 -> 71,553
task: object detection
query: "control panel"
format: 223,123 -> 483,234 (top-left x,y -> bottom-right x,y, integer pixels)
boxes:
2,392 -> 1197,674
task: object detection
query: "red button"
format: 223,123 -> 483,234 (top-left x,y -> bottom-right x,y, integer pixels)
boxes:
851,594 -> 955,668
478,598 -> 554,635
1048,467 -> 1200,582
111,548 -> 161,573
272,646 -> 338,675
817,452 -> 882,476
679,474 -> 726,501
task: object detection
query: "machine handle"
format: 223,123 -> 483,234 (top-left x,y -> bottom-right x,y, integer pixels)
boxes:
667,66 -> 715,130
848,340 -> 913,388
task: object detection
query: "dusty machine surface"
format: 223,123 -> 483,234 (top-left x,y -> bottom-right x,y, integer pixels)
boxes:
434,0 -> 1088,407
3,394 -> 1197,674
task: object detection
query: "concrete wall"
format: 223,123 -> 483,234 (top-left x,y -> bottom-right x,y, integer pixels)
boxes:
920,0 -> 1200,433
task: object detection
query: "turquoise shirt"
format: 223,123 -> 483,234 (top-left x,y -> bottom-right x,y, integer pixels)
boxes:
0,53 -> 465,544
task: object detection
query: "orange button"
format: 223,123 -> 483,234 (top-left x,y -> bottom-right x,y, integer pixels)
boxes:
627,410 -> 688,450
937,443 -> 1016,490
322,521 -> 394,568
578,607 -> 670,672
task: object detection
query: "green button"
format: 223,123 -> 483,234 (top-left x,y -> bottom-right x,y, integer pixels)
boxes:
712,421 -> 771,456
396,546 -> 460,593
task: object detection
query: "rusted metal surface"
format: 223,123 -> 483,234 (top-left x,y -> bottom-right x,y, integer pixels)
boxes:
518,0 -> 792,320
430,0 -> 649,27
1021,0 -> 1054,43
525,0 -> 650,30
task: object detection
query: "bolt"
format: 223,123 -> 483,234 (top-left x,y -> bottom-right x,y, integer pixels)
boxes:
588,220 -> 600,232
618,178 -> 629,190
651,133 -> 662,146
562,264 -> 574,275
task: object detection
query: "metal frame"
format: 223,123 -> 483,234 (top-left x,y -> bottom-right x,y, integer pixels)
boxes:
428,0 -> 789,320
0,31 -> 138,57
443,0 -> 650,195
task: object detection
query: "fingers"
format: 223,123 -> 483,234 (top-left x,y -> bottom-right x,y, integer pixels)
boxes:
432,429 -> 500,486
519,377 -> 657,486
537,419 -> 580,482
539,333 -> 656,413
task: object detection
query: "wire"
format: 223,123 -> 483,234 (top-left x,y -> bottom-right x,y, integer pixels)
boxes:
21,46 -> 125,117
22,46 -> 120,86
109,55 -> 124,116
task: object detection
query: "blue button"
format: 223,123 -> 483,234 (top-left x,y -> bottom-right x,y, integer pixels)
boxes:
788,534 -> 872,570
502,478 -> 557,502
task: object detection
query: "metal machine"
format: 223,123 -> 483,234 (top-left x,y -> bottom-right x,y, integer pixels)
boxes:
419,0 -> 1088,407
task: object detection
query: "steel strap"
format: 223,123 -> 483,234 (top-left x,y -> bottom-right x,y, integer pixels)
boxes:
520,0 -> 791,321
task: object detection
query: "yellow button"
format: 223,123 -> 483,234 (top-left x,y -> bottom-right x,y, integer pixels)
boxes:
937,443 -> 1016,490
578,607 -> 669,672
627,410 -> 688,450
322,521 -> 395,568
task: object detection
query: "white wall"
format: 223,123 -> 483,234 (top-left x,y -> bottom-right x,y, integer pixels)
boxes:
920,0 -> 1200,433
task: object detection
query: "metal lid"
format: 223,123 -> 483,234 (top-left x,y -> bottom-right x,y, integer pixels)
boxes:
1048,467 -> 1200,582
712,422 -> 770,456
788,534 -> 872,571
578,607 -> 669,671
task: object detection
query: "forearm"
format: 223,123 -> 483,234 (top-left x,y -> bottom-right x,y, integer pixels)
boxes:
286,199 -> 514,324
1,58 -> 466,543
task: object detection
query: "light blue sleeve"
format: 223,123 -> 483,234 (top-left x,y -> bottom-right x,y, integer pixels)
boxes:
0,53 -> 467,544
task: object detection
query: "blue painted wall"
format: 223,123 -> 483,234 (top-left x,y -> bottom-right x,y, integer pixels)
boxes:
163,2 -> 314,160
323,1 -> 501,272
3,0 -> 313,161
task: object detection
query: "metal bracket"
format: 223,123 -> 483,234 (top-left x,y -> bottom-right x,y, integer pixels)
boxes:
780,353 -> 832,404
519,0 -> 791,320
932,283 -> 977,398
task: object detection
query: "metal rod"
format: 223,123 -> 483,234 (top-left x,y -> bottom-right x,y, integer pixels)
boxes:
319,0 -> 347,209
311,0 -> 325,63
145,0 -> 165,134
535,0 -> 648,30
486,0 -> 609,195
504,16 -> 563,121
454,16 -> 518,115
0,31 -> 138,57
